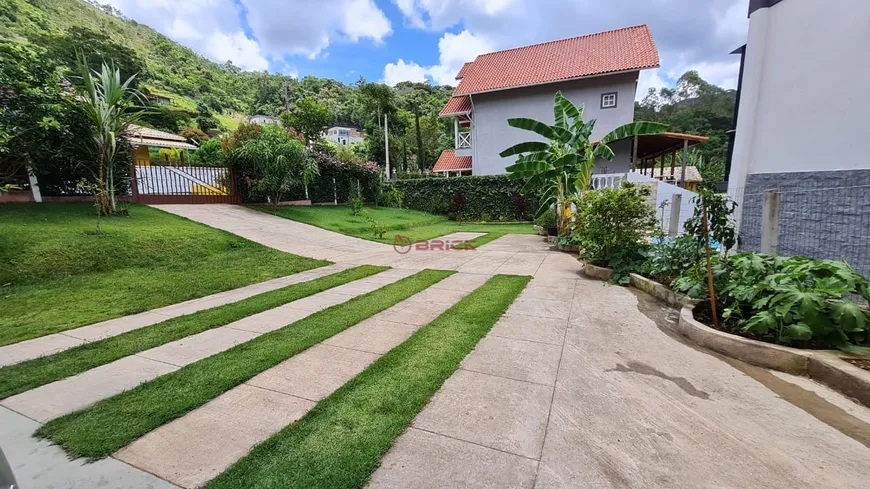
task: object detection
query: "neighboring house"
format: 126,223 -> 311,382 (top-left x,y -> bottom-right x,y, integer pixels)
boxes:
126,124 -> 198,167
248,114 -> 280,125
324,126 -> 364,145
145,94 -> 171,106
435,25 -> 707,180
726,0 -> 870,274
631,165 -> 703,192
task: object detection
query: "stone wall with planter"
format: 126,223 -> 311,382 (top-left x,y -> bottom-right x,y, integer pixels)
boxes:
582,263 -> 613,281
629,273 -> 698,308
677,305 -> 870,408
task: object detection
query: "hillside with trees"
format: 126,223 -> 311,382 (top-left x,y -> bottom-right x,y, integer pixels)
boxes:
1,0 -> 734,177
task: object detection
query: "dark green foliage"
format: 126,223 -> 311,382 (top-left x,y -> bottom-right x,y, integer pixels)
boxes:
638,234 -> 704,286
389,175 -> 538,222
189,138 -> 223,166
281,96 -> 331,143
137,106 -> 195,133
202,274 -> 530,489
575,182 -> 658,284
684,188 -> 737,251
634,71 -> 736,167
290,151 -> 382,204
674,253 -> 870,350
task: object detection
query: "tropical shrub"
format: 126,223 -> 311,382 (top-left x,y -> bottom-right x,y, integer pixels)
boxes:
348,180 -> 364,215
189,138 -> 224,166
674,252 -> 870,350
224,124 -> 317,208
501,91 -> 665,234
378,186 -> 404,208
534,211 -> 556,229
389,175 -> 538,221
575,182 -> 657,284
638,234 -> 705,286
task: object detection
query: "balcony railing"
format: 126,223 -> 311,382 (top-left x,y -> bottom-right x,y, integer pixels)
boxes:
457,131 -> 471,149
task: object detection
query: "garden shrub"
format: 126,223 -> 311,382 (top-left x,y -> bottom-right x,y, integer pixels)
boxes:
674,252 -> 870,350
378,186 -> 404,208
388,175 -> 539,221
575,182 -> 657,284
638,234 -> 705,286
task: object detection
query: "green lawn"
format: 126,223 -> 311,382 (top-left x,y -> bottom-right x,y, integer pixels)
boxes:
261,205 -> 535,246
0,266 -> 386,400
0,203 -> 327,346
204,274 -> 530,489
37,269 -> 454,459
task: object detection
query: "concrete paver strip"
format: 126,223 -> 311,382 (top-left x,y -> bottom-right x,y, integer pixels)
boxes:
0,264 -> 352,368
0,269 -> 411,423
113,272 -> 490,489
367,427 -> 538,489
459,336 -> 561,386
1,406 -> 180,489
372,275 -> 870,488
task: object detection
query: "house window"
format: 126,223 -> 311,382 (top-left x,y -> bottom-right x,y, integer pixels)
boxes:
601,92 -> 617,109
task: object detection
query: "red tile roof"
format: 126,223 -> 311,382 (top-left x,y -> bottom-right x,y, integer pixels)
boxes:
453,25 -> 659,96
456,62 -> 474,80
439,95 -> 472,116
433,150 -> 472,171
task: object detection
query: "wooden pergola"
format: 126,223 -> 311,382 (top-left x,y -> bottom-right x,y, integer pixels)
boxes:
630,132 -> 709,187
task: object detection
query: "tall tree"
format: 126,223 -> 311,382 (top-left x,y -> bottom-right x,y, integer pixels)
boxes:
281,96 -> 332,143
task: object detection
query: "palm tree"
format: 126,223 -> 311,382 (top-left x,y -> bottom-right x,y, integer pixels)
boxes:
72,54 -> 145,216
500,92 -> 666,234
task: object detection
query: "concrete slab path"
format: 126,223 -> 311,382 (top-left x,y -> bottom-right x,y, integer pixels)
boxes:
1,406 -> 180,489
1,269 -> 417,423
113,273 -> 491,489
0,263 -> 353,368
369,277 -> 870,489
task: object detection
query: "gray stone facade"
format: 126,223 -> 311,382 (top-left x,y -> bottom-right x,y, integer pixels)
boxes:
739,169 -> 870,276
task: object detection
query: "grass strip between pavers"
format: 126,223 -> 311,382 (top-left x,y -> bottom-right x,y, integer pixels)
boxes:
36,269 -> 455,459
203,274 -> 530,489
0,265 -> 388,400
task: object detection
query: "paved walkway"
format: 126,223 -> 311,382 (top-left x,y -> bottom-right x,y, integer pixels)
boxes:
1,268 -> 417,423
114,273 -> 490,488
0,264 -> 353,368
151,205 -> 584,279
368,277 -> 870,488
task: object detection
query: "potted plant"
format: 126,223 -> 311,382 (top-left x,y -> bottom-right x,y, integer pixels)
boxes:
535,211 -> 557,237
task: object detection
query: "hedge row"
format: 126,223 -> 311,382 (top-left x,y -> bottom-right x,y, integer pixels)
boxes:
388,175 -> 538,222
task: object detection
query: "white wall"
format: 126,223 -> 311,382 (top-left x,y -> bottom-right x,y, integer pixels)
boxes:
730,0 -> 870,188
469,72 -> 639,175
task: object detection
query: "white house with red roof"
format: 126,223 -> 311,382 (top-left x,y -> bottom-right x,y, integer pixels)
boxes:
435,25 -> 660,176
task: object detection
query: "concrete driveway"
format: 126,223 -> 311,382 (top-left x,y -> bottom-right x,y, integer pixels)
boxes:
101,204 -> 870,487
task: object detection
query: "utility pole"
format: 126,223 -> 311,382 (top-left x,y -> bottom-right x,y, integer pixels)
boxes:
384,112 -> 390,180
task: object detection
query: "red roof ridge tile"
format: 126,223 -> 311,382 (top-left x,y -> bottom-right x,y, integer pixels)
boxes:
468,24 -> 652,59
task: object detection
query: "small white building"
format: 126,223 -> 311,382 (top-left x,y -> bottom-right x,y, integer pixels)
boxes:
324,126 -> 364,145
248,114 -> 280,125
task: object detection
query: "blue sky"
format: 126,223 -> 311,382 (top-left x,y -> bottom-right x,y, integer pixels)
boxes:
103,0 -> 749,98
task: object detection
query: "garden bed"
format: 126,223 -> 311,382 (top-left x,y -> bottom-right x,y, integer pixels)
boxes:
678,305 -> 870,408
629,273 -> 697,308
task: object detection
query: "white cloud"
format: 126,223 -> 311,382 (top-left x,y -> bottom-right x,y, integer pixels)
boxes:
383,59 -> 429,85
99,0 -> 393,71
241,0 -> 391,59
636,68 -> 668,102
206,31 -> 269,71
382,30 -> 494,86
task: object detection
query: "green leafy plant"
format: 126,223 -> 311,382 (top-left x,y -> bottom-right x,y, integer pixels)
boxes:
575,182 -> 657,284
534,211 -> 556,229
674,252 -> 870,350
227,124 -> 318,210
639,234 -> 705,286
71,53 -> 146,218
348,180 -> 364,216
378,186 -> 404,208
500,91 -> 666,234
362,211 -> 387,239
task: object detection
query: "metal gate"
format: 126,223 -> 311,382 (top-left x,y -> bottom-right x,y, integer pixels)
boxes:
132,165 -> 241,204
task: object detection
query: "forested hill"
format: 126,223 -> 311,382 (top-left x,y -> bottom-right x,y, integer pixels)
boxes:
0,0 -> 453,134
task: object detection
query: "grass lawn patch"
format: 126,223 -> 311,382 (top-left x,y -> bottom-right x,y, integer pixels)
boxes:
260,205 -> 535,245
204,274 -> 530,489
0,203 -> 327,346
0,265 -> 386,400
36,269 -> 455,459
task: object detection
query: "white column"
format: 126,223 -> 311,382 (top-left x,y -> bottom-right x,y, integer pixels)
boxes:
384,113 -> 390,180
28,167 -> 43,203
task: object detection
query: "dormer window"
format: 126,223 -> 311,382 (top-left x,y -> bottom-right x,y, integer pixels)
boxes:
601,92 -> 617,109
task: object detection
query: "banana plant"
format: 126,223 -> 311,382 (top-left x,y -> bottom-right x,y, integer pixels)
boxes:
500,92 -> 666,230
